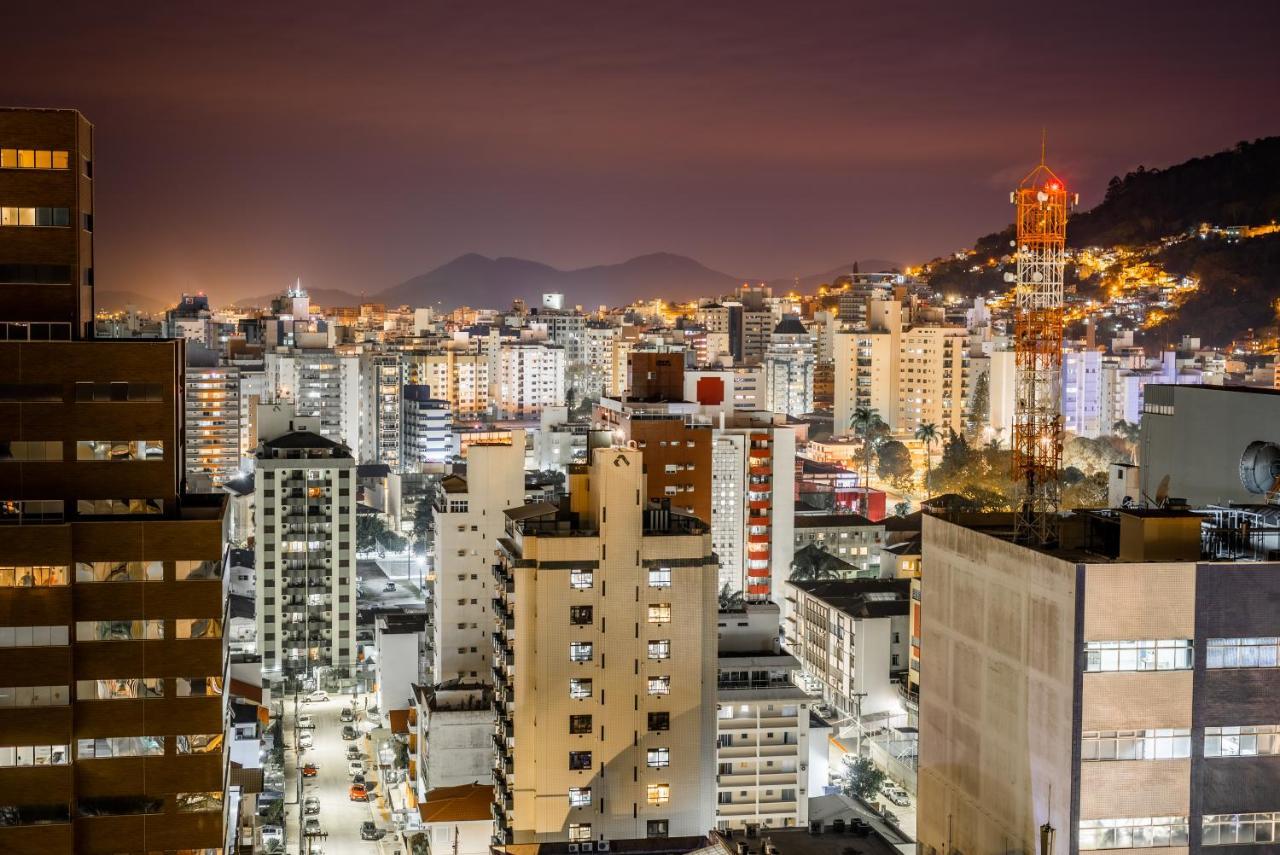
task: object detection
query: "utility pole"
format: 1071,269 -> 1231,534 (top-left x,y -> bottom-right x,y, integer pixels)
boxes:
851,691 -> 868,757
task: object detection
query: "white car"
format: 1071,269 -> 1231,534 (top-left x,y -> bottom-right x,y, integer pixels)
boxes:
882,785 -> 911,807
348,759 -> 364,778
297,714 -> 315,729
298,731 -> 313,749
303,691 -> 329,704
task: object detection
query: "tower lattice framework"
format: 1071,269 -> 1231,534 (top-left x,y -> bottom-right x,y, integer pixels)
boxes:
1011,159 -> 1072,545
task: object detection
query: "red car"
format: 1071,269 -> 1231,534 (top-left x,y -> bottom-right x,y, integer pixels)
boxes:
301,764 -> 318,778
349,783 -> 368,802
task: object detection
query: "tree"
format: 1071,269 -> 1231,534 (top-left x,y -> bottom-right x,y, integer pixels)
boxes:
377,528 -> 408,554
850,406 -> 887,515
718,583 -> 745,611
838,756 -> 886,801
411,496 -> 434,557
913,422 -> 941,494
356,514 -> 387,553
892,500 -> 911,518
966,370 -> 990,436
789,543 -> 852,582
876,440 -> 913,490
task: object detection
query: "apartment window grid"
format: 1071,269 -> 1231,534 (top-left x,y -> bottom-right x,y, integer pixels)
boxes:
648,639 -> 671,660
1205,725 -> 1280,757
568,787 -> 591,807
1083,639 -> 1193,672
568,824 -> 592,842
569,678 -> 593,700
1080,729 -> 1190,761
1207,637 -> 1280,669
1078,816 -> 1189,850
569,642 -> 594,663
646,783 -> 671,806
647,747 -> 670,768
1203,813 -> 1280,846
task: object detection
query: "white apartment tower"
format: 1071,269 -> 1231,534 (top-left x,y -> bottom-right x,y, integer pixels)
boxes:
493,341 -> 567,420
254,422 -> 358,682
431,432 -> 526,684
185,345 -> 242,491
492,446 -> 719,846
764,316 -> 815,418
361,351 -> 403,470
265,347 -> 361,452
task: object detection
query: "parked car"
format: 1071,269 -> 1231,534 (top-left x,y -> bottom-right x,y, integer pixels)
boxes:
882,786 -> 911,807
303,690 -> 329,704
302,763 -> 319,778
298,731 -> 313,749
341,724 -> 358,740
340,708 -> 354,723
349,783 -> 368,802
361,821 -> 387,841
348,760 -> 364,778
346,745 -> 363,760
304,818 -> 322,835
297,714 -> 315,729
384,582 -> 397,592
352,772 -> 366,787
303,796 -> 320,816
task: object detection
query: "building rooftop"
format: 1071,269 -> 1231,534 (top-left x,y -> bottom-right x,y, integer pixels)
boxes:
418,783 -> 494,824
260,430 -> 349,455
773,316 -> 808,336
794,512 -> 878,528
788,578 -> 911,618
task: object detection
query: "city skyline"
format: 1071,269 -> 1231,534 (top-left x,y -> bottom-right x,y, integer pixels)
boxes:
7,0 -> 1280,303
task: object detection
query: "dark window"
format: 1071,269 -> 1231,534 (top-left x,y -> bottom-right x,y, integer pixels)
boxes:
569,751 -> 592,770
570,605 -> 593,626
648,712 -> 670,732
569,715 -> 592,735
647,820 -> 669,839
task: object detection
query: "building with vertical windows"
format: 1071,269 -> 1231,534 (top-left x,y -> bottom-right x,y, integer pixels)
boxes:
430,433 -> 525,685
253,420 -> 357,682
184,342 -> 242,491
918,508 -> 1280,855
491,446 -> 718,847
361,351 -> 402,470
402,384 -> 453,469
0,107 -> 230,854
492,340 -> 566,420
264,347 -> 360,451
792,513 -> 885,578
764,316 -> 815,418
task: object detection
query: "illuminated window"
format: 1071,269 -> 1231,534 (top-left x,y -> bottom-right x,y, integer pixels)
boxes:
177,560 -> 222,581
76,498 -> 164,516
0,685 -> 69,707
569,642 -> 593,663
1081,729 -> 1190,761
1207,638 -> 1280,669
568,823 -> 592,842
647,603 -> 672,623
76,620 -> 163,641
648,640 -> 671,660
1205,725 -> 1280,757
646,783 -> 670,806
0,149 -> 69,170
76,561 -> 162,583
648,676 -> 671,696
75,440 -> 164,462
0,745 -> 68,767
1079,817 -> 1188,850
1203,812 -> 1280,846
176,619 -> 222,639
647,748 -> 670,767
569,569 -> 593,589
76,678 -> 163,700
0,565 -> 67,587
648,568 -> 672,587
568,751 -> 592,771
176,676 -> 223,697
569,678 -> 593,700
569,714 -> 592,735
76,736 -> 165,759
0,206 -> 69,227
0,625 -> 68,647
1084,640 -> 1193,672
176,792 -> 223,812
569,787 -> 591,807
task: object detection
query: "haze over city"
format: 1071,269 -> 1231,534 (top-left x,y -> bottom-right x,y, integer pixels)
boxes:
6,0 -> 1280,302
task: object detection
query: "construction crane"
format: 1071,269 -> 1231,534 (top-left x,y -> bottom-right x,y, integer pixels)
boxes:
1010,146 -> 1075,545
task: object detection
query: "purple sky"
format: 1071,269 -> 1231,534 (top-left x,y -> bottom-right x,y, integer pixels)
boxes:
5,1 -> 1279,302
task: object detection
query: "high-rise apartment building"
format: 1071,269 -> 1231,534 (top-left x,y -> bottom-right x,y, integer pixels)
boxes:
834,298 -> 968,437
253,421 -> 357,682
264,347 -> 360,451
919,508 -> 1280,855
0,107 -> 229,854
361,351 -> 402,469
184,343 -> 242,491
430,434 -> 525,685
492,447 -> 718,847
402,384 -> 453,469
406,348 -> 490,417
492,341 -> 566,420
764,316 -> 815,418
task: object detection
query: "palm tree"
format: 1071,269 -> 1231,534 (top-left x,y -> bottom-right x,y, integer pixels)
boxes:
914,422 -> 940,497
850,406 -> 883,515
718,583 -> 745,611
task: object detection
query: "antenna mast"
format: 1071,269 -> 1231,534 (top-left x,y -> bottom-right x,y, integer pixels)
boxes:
1011,145 -> 1073,545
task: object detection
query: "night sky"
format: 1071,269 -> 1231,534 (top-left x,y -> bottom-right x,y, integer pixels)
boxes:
6,1 -> 1279,303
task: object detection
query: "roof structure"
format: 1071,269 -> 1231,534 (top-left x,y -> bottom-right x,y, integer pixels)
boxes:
418,783 -> 494,824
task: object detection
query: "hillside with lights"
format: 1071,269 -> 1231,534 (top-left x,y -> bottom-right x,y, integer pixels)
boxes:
922,137 -> 1280,349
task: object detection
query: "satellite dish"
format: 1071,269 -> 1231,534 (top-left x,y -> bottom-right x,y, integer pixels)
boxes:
1239,441 -> 1280,497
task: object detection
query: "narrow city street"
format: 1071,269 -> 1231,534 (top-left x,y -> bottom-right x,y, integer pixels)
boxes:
283,693 -> 400,854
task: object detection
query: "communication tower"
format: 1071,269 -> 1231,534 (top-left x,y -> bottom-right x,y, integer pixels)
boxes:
1010,149 -> 1075,545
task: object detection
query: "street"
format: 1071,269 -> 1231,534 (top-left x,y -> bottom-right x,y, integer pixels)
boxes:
284,693 -> 401,854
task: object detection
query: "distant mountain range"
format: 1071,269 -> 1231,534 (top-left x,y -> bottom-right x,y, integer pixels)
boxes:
221,252 -> 902,312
